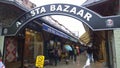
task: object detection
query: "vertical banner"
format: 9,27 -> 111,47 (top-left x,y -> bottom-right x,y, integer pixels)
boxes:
5,38 -> 17,62
0,36 -> 5,57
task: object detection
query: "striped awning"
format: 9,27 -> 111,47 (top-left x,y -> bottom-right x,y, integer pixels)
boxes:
79,32 -> 90,45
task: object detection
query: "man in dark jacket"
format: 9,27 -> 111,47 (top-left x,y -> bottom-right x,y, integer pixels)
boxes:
86,46 -> 93,63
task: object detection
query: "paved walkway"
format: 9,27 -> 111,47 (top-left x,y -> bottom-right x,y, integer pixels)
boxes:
44,53 -> 108,68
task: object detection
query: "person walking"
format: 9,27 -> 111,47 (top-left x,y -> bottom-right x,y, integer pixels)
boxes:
0,51 -> 5,68
48,48 -> 54,65
53,47 -> 59,66
86,46 -> 93,63
58,48 -> 62,62
83,43 -> 93,68
92,46 -> 99,63
73,47 -> 77,63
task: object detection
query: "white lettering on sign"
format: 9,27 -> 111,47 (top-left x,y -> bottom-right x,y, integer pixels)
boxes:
30,10 -> 36,16
83,12 -> 92,21
50,5 -> 92,21
40,7 -> 46,13
29,4 -> 93,22
69,7 -> 77,14
63,5 -> 70,12
50,5 -> 56,11
56,5 -> 62,11
16,21 -> 22,28
35,8 -> 41,15
76,9 -> 84,18
30,7 -> 46,17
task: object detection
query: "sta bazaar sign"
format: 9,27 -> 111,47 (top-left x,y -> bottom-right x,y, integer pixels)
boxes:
30,4 -> 92,21
2,3 -> 120,36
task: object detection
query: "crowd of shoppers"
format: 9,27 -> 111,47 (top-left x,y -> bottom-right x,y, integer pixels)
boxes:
46,41 -> 100,68
47,42 -> 80,66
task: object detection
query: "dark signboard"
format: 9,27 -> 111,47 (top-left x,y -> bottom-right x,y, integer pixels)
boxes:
42,23 -> 69,39
2,3 -> 120,36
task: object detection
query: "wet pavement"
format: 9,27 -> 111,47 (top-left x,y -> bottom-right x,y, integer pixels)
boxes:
44,53 -> 108,68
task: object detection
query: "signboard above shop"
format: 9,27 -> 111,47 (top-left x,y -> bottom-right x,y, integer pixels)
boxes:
42,23 -> 78,42
42,23 -> 69,39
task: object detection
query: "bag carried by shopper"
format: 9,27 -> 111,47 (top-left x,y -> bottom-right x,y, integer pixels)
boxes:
83,58 -> 90,68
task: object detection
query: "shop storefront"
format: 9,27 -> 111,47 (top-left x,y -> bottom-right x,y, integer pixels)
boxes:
24,28 -> 44,67
3,21 -> 77,68
0,14 -> 78,68
4,28 -> 44,68
82,0 -> 119,68
5,36 -> 23,68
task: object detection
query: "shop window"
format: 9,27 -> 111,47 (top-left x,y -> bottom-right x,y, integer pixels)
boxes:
24,29 -> 43,67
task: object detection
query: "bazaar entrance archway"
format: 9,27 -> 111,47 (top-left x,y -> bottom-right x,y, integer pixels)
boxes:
2,3 -> 120,36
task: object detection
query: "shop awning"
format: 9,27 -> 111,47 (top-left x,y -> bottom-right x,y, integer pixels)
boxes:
79,32 -> 90,45
42,23 -> 78,42
42,23 -> 69,39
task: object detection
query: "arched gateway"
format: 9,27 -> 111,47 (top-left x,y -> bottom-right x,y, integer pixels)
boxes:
2,3 -> 120,36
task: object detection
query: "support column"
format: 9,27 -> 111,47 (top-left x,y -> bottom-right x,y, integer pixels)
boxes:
113,30 -> 120,68
0,29 -> 1,35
